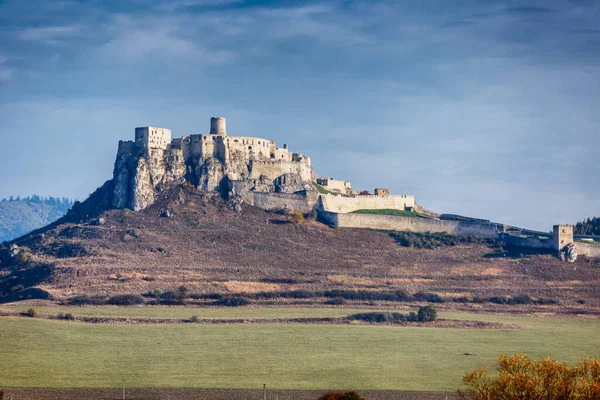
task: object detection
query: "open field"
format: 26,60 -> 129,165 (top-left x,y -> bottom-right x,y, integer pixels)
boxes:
1,309 -> 599,392
0,387 -> 459,400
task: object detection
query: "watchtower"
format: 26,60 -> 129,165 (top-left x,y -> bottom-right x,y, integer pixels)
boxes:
374,188 -> 390,197
553,225 -> 573,251
210,117 -> 227,136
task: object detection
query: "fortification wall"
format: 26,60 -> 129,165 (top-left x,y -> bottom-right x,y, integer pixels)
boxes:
319,193 -> 416,213
500,234 -> 554,249
251,191 -> 319,213
321,212 -> 501,238
225,136 -> 276,161
249,160 -> 313,181
575,242 -> 600,258
317,178 -> 351,193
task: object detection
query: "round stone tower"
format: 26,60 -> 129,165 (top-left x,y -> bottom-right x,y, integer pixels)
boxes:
210,117 -> 227,136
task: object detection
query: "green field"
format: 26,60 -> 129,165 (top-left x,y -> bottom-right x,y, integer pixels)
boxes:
1,308 -> 599,391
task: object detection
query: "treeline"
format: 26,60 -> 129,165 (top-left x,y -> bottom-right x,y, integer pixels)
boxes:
0,195 -> 74,209
575,217 -> 600,236
0,195 -> 75,243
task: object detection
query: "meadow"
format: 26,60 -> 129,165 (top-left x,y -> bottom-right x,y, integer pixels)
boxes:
1,307 -> 599,392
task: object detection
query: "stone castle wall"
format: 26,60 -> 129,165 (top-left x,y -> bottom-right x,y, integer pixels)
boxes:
500,234 -> 554,249
574,242 -> 600,258
251,191 -> 319,213
249,159 -> 314,182
320,212 -> 502,238
319,193 -> 416,213
135,127 -> 171,150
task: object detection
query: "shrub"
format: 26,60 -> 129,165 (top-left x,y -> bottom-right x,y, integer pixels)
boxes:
508,294 -> 533,305
388,231 -> 499,249
58,312 -> 75,321
460,354 -> 600,399
348,312 -> 408,323
413,292 -> 445,303
326,296 -> 346,305
161,286 -> 189,304
534,297 -> 558,305
107,294 -> 145,306
488,296 -> 509,305
324,289 -> 411,302
292,209 -> 305,225
23,308 -> 38,318
68,294 -> 107,305
280,290 -> 318,299
319,392 -> 365,400
188,292 -> 222,300
417,305 -> 437,322
190,315 -> 200,323
215,297 -> 251,307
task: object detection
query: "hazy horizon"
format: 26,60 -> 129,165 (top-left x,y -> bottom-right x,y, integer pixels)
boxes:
1,0 -> 599,231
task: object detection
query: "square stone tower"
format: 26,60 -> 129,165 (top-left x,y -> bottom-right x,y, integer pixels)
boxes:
374,188 -> 390,197
553,225 -> 573,251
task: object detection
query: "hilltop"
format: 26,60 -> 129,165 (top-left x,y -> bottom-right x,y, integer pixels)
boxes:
0,196 -> 74,243
1,185 -> 599,313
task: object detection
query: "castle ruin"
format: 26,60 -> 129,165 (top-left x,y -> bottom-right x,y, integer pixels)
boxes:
104,116 -> 597,260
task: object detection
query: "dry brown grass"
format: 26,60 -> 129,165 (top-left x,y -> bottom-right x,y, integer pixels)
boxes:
222,281 -> 280,293
5,188 -> 600,313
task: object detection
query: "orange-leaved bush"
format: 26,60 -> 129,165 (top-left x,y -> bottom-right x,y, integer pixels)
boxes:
459,353 -> 600,399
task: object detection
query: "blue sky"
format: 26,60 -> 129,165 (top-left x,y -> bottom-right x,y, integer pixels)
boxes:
0,0 -> 599,230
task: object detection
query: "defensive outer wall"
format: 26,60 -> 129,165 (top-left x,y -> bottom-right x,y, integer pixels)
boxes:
319,211 -> 503,238
319,211 -> 599,257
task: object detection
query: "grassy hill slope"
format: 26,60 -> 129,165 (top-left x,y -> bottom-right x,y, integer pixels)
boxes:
1,186 -> 599,312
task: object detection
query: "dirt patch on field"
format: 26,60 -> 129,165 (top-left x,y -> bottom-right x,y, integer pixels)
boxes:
0,387 -> 460,400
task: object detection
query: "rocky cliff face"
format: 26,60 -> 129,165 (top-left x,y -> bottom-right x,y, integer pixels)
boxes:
110,141 -> 316,212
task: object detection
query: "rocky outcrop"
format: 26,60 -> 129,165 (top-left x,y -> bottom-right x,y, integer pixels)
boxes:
109,139 -> 316,213
559,243 -> 578,263
196,158 -> 226,192
130,158 -> 154,212
274,173 -> 314,194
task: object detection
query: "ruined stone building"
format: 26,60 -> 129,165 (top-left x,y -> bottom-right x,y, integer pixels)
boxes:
112,117 -> 317,211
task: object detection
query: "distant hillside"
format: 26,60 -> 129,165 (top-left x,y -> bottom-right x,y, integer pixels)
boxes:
0,196 -> 74,242
575,217 -> 600,236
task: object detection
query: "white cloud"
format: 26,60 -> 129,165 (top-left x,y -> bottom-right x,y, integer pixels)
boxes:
17,25 -> 83,45
95,14 -> 234,63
